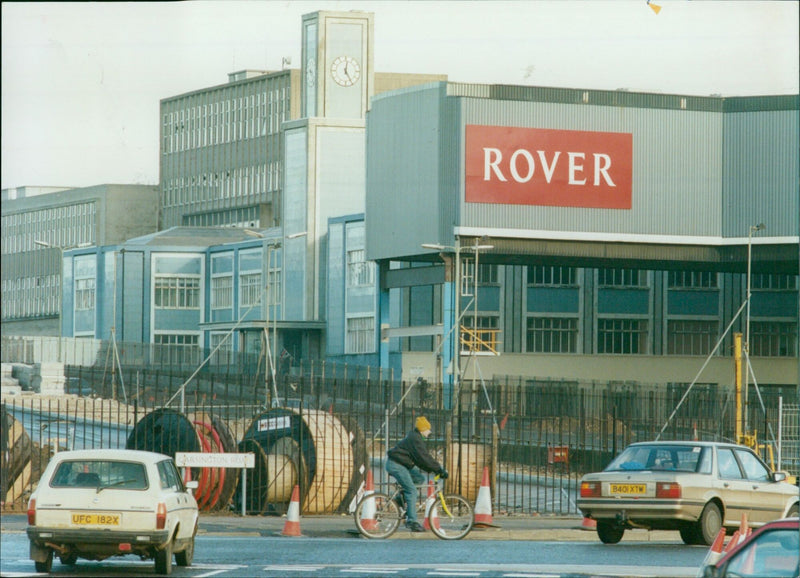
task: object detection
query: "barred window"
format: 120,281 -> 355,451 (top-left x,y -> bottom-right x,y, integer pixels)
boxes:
267,268 -> 282,305
154,276 -> 200,309
75,278 -> 95,311
750,274 -> 798,290
153,333 -> 200,365
346,316 -> 375,354
211,275 -> 232,309
667,320 -> 718,355
597,318 -> 648,354
528,266 -> 576,286
749,321 -> 798,357
669,271 -> 718,289
598,268 -> 647,287
209,332 -> 234,365
527,317 -> 578,353
239,272 -> 262,308
347,249 -> 374,287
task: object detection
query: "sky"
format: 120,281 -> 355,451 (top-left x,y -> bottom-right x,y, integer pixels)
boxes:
2,1 -> 798,191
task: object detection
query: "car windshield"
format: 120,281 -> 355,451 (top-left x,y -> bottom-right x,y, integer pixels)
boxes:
50,459 -> 148,490
605,444 -> 709,473
723,527 -> 799,577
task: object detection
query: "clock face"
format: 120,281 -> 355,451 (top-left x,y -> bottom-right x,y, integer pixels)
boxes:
330,56 -> 360,87
306,58 -> 316,87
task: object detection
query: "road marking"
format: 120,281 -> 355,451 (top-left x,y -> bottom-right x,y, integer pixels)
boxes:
263,565 -> 325,572
192,563 -> 249,577
428,572 -> 481,577
341,567 -> 405,574
502,574 -> 559,578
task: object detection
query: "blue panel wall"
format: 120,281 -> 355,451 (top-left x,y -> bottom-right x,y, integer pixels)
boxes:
598,289 -> 649,315
667,290 -> 720,316
527,287 -> 580,313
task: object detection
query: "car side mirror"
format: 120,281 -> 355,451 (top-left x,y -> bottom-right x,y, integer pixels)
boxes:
772,471 -> 787,483
185,480 -> 199,493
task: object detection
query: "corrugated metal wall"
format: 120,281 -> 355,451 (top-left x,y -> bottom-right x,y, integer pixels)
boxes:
457,97 -> 725,237
722,109 -> 800,238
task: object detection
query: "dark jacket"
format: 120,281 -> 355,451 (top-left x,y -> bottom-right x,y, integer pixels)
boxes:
387,428 -> 443,474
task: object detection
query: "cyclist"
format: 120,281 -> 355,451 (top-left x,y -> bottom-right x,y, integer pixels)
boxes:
386,416 -> 448,532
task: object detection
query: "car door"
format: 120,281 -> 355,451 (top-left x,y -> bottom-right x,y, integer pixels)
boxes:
715,447 -> 752,526
732,448 -> 785,524
156,459 -> 197,540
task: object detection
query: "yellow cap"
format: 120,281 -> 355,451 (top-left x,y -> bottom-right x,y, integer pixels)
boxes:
416,416 -> 432,432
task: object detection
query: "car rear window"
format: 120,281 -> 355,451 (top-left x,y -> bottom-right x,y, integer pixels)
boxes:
50,460 -> 148,490
605,445 -> 708,473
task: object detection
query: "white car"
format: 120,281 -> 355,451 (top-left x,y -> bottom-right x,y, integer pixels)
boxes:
26,449 -> 199,575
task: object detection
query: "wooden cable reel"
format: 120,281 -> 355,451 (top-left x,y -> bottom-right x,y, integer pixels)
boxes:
239,408 -> 354,515
445,442 -> 492,502
1,409 -> 33,509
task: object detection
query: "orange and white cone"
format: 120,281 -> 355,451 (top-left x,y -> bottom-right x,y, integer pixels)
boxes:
281,485 -> 302,536
699,528 -> 727,570
473,466 -> 497,528
359,470 -> 378,532
423,480 -> 439,530
737,513 -> 750,545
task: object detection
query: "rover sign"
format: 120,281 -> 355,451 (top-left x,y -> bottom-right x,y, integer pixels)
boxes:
465,125 -> 632,209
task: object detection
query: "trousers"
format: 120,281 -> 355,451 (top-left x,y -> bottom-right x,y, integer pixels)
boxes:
385,458 -> 426,524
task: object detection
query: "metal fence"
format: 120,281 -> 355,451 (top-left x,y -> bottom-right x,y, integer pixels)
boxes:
2,360 -> 796,517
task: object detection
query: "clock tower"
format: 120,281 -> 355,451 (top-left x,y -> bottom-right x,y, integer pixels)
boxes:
302,11 -> 374,119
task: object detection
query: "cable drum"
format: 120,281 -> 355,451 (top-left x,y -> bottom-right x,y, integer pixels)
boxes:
1,409 -> 33,508
238,408 -> 354,515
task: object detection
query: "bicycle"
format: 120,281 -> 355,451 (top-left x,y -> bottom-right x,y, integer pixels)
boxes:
353,474 -> 474,540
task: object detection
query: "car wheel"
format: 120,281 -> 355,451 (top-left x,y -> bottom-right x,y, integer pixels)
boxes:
679,524 -> 698,545
155,538 -> 173,575
787,504 -> 799,518
695,502 -> 722,546
59,552 -> 78,565
596,520 -> 625,544
175,536 -> 194,567
34,549 -> 53,573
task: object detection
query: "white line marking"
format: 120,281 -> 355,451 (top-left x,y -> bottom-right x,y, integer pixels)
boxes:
341,568 -> 403,574
263,565 -> 324,572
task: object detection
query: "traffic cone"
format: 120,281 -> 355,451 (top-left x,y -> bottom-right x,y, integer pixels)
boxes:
724,530 -> 741,553
423,480 -> 439,530
699,528 -> 727,570
581,517 -> 597,530
359,470 -> 378,532
473,466 -> 498,528
737,512 -> 750,544
281,485 -> 302,536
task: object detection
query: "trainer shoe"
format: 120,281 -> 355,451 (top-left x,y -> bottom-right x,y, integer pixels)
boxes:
405,520 -> 425,533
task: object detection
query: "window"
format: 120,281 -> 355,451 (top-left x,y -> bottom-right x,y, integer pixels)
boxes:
157,460 -> 183,492
74,278 -> 96,311
346,315 -> 375,354
667,320 -> 717,355
598,268 -> 647,287
211,275 -> 233,309
154,276 -> 200,309
717,448 -> 743,479
749,321 -> 797,357
669,271 -> 718,288
347,249 -> 374,287
239,273 -> 262,308
597,318 -> 648,354
734,449 -> 770,482
750,273 -> 798,290
527,317 -> 578,353
528,266 -> 577,286
153,333 -> 200,365
209,332 -> 233,366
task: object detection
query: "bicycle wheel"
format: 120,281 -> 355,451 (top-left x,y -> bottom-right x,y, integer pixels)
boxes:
429,493 -> 474,540
354,492 -> 402,539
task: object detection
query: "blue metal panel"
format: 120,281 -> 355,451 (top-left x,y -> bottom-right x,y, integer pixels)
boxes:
526,287 -> 580,313
667,290 -> 720,316
327,221 -> 345,355
598,289 -> 649,315
751,291 -> 798,317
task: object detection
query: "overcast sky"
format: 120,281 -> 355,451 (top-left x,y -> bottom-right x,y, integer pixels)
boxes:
2,1 -> 798,190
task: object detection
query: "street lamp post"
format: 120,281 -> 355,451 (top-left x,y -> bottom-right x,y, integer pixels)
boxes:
421,238 -> 493,410
744,222 -> 765,434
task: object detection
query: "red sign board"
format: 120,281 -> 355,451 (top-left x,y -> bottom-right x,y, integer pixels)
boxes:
465,125 -> 632,209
